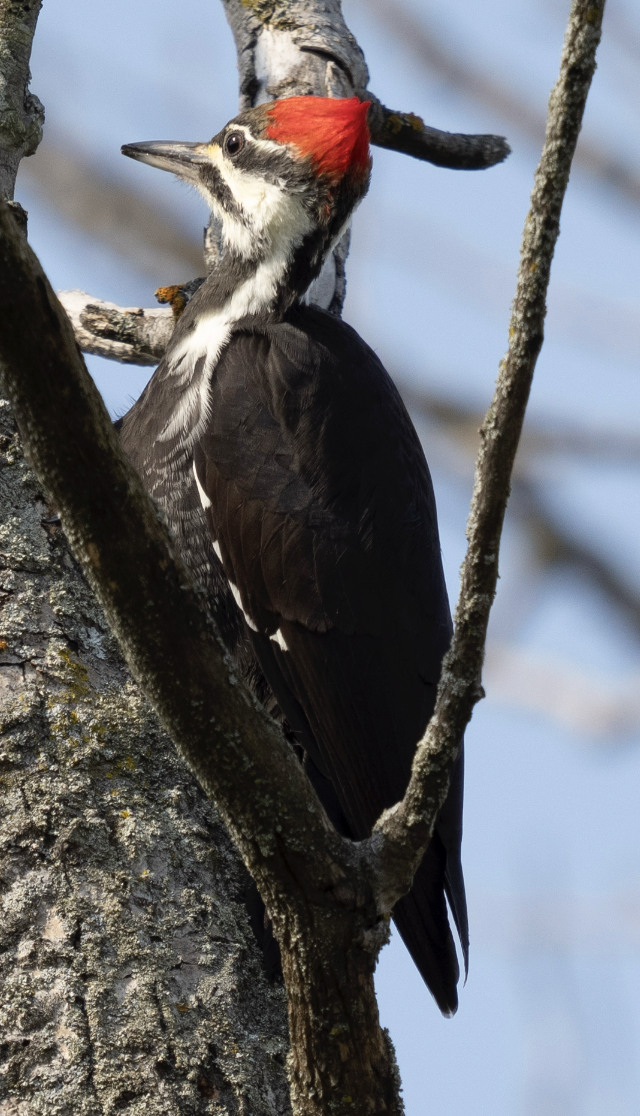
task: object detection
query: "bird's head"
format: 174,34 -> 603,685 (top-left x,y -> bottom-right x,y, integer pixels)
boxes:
122,96 -> 371,297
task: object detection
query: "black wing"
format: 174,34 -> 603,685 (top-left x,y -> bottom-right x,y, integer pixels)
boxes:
195,305 -> 468,1014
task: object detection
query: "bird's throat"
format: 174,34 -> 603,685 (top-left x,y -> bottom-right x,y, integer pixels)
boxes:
155,237 -> 326,446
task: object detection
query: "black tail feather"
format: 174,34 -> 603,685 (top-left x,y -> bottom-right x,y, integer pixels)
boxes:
392,751 -> 468,1014
438,750 -> 469,977
392,830 -> 461,1016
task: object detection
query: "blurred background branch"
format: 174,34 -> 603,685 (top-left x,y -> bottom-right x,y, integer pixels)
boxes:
20,135 -> 204,277
360,0 -> 640,210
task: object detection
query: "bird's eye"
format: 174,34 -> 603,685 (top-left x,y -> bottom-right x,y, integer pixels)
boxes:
224,131 -> 245,157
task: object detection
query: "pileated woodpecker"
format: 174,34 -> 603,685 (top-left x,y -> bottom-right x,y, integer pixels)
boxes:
119,96 -> 467,1015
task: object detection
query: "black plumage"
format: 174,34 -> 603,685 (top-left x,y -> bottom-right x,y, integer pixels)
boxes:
119,94 -> 468,1013
120,302 -> 468,1014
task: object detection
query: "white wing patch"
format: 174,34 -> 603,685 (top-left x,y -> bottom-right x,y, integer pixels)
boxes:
271,629 -> 288,653
229,582 -> 259,632
212,541 -> 258,632
192,460 -> 211,508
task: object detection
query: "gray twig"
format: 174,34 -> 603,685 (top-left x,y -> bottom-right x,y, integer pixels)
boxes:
373,0 -> 607,907
367,98 -> 509,169
59,289 -> 173,365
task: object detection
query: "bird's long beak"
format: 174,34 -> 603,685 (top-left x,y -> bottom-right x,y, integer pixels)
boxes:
121,140 -> 210,182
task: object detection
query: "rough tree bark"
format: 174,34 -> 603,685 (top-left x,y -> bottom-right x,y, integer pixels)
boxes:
0,404 -> 290,1115
0,1 -> 605,1114
0,0 -> 43,226
0,6 -> 290,1115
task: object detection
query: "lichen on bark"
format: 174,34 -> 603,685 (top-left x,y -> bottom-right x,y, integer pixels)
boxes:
0,400 -> 290,1114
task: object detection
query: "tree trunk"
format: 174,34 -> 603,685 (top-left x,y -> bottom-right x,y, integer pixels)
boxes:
0,400 -> 290,1113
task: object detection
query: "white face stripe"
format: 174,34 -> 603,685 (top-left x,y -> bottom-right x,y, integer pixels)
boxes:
192,460 -> 211,509
194,137 -> 313,260
161,126 -> 319,450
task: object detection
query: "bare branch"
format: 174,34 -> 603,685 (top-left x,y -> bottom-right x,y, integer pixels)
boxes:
0,0 -> 44,205
367,98 -> 510,169
372,0 -> 607,910
58,289 -> 173,365
0,405 -> 291,1110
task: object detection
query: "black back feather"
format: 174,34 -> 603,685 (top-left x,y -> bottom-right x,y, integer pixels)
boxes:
196,307 -> 468,1013
119,303 -> 468,1013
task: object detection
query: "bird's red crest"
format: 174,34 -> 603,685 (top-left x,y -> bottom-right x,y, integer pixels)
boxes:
265,96 -> 371,182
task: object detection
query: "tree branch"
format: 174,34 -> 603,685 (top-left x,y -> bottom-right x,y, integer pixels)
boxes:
0,0 -> 44,213
59,289 -> 174,365
366,98 -> 510,169
0,401 -> 292,1110
371,0 -> 606,909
